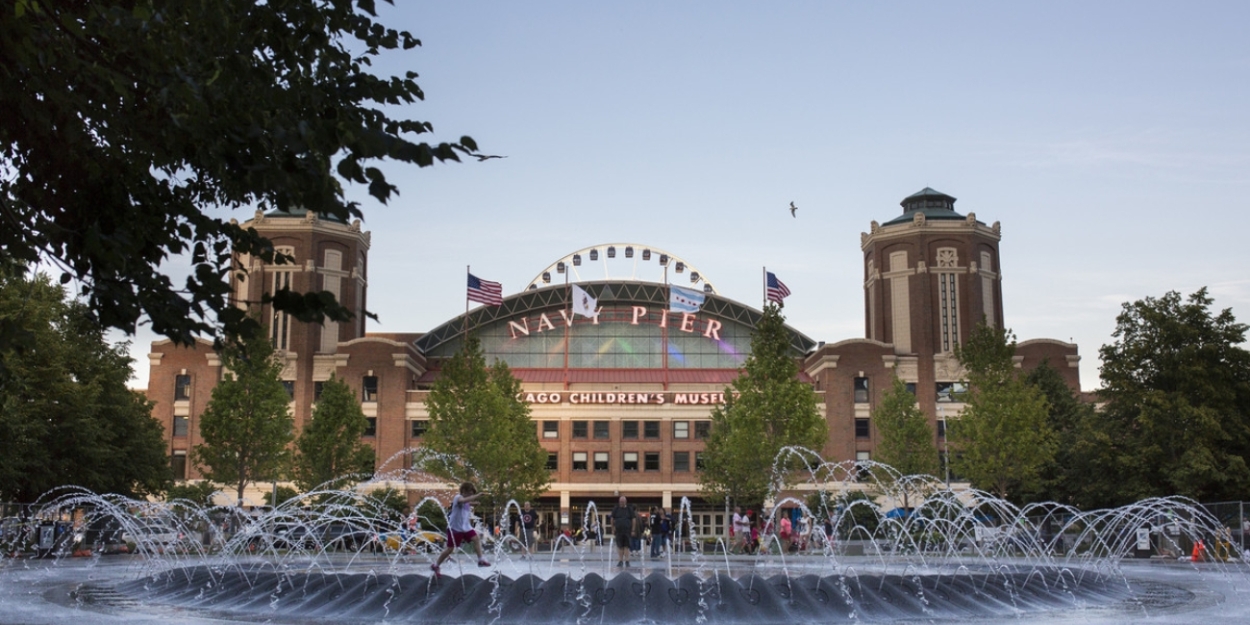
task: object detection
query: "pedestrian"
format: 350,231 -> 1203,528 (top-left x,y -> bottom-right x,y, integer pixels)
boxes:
659,509 -> 672,556
780,512 -> 793,553
518,501 -> 538,558
611,496 -> 637,567
430,482 -> 490,578
649,508 -> 665,558
731,506 -> 749,554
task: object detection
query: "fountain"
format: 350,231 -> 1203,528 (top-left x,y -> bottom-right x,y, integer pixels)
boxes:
3,451 -> 1249,624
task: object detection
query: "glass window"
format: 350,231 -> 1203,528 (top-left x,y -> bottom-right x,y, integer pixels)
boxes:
362,376 -> 379,402
314,381 -> 325,401
854,377 -> 869,403
622,452 -> 639,471
855,451 -> 871,480
174,375 -> 191,401
573,452 -> 588,471
572,421 -> 588,438
622,421 -> 639,439
411,420 -> 428,438
170,452 -> 187,480
905,382 -> 917,396
173,416 -> 188,437
282,381 -> 295,400
695,421 -> 711,439
546,453 -> 558,471
936,382 -> 969,403
673,451 -> 690,472
543,421 -> 559,439
936,419 -> 946,439
673,421 -> 689,439
593,421 -> 610,439
695,452 -> 705,471
644,452 -> 660,471
363,417 -> 377,437
643,421 -> 660,439
593,452 -> 609,471
855,418 -> 870,439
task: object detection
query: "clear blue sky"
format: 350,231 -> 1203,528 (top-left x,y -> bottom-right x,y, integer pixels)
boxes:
122,1 -> 1250,392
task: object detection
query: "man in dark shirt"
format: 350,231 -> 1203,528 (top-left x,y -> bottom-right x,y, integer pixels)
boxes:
518,501 -> 538,557
610,496 -> 636,567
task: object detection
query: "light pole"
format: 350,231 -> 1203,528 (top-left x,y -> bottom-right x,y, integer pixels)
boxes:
939,406 -> 950,488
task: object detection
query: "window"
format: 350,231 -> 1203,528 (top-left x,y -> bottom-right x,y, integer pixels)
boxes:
546,453 -> 558,471
695,452 -> 705,471
673,421 -> 689,439
855,451 -> 871,480
363,417 -> 377,437
269,270 -> 293,350
644,452 -> 660,471
593,452 -> 609,471
593,421 -> 610,439
673,451 -> 690,472
411,420 -> 428,438
695,421 -> 711,439
643,421 -> 660,439
622,421 -> 639,439
622,452 -> 639,471
938,271 -> 960,352
362,376 -> 379,402
170,452 -> 187,480
936,419 -> 946,439
936,382 -> 969,403
314,381 -> 325,401
572,421 -> 588,438
174,375 -> 191,401
542,421 -> 559,439
855,418 -> 870,439
573,452 -> 588,471
905,382 -> 917,396
282,381 -> 295,400
173,416 -> 188,437
853,377 -> 869,403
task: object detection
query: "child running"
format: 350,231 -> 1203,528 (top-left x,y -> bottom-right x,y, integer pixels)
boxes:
431,482 -> 490,578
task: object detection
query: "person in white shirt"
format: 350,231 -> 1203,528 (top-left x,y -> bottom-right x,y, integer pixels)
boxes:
431,482 -> 490,577
732,506 -> 750,554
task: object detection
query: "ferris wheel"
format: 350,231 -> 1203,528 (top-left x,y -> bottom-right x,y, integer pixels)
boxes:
526,243 -> 717,294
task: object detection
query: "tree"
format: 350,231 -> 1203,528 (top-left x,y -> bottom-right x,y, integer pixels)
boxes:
1022,361 -> 1102,506
699,304 -> 828,509
0,270 -> 170,502
872,375 -> 941,510
1095,288 -> 1250,504
293,375 -> 375,493
423,336 -> 549,515
950,323 -> 1055,499
193,328 -> 293,505
1,1 -> 481,350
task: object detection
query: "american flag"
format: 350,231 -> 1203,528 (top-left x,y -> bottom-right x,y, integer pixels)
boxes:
467,273 -> 503,306
766,271 -> 791,306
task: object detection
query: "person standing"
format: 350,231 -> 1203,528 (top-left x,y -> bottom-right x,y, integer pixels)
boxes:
731,506 -> 750,554
431,482 -> 490,578
611,496 -> 636,567
649,508 -> 664,558
518,501 -> 538,558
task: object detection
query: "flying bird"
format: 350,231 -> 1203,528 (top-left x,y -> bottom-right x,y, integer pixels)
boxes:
789,201 -> 797,217
474,154 -> 508,162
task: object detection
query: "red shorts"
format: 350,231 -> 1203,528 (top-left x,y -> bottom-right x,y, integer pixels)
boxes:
448,529 -> 477,548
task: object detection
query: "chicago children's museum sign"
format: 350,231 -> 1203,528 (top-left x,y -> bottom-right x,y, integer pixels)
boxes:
518,392 -> 733,405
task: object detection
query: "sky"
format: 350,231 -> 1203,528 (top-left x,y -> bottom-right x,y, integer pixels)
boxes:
119,1 -> 1250,392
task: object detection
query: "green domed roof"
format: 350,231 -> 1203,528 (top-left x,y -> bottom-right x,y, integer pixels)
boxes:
883,187 -> 965,226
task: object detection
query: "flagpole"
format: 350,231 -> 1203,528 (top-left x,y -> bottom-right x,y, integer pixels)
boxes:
663,262 -> 670,390
762,266 -> 767,309
464,265 -> 470,341
564,271 -> 571,390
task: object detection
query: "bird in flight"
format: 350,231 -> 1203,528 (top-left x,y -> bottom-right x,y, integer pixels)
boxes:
789,201 -> 797,217
475,154 -> 508,162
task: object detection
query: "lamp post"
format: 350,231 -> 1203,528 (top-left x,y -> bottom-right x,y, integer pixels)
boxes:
939,406 -> 949,488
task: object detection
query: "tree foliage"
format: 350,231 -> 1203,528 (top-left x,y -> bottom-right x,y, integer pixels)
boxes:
193,329 -> 293,505
951,323 -> 1055,499
0,270 -> 170,502
1021,361 -> 1100,506
293,375 -> 375,492
423,336 -> 550,514
872,375 -> 940,508
699,305 -> 827,509
0,0 -> 480,348
1094,288 -> 1250,505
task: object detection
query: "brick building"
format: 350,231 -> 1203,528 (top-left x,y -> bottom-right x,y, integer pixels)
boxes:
145,188 -> 1079,535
